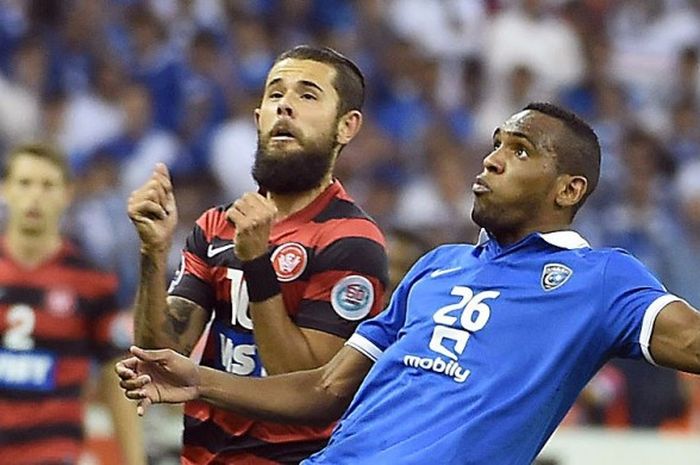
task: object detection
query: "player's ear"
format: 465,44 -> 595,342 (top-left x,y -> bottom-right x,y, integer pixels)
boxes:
555,174 -> 587,209
336,110 -> 362,145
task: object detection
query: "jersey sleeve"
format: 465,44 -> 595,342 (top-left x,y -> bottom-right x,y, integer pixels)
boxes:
347,248 -> 439,361
168,211 -> 217,314
601,250 -> 682,364
293,234 -> 388,340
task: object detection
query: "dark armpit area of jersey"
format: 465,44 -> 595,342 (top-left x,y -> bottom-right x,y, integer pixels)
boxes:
169,272 -> 215,314
294,300 -> 367,339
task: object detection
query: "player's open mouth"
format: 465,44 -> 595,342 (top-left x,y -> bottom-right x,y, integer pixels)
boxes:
472,177 -> 491,194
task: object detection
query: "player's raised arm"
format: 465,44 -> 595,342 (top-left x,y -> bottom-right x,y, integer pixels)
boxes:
117,344 -> 373,424
649,300 -> 700,373
127,163 -> 209,354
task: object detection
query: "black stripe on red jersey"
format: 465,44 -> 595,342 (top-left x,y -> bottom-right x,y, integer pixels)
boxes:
312,237 -> 388,279
311,197 -> 373,223
184,415 -> 328,464
1,422 -> 82,444
0,384 -> 82,400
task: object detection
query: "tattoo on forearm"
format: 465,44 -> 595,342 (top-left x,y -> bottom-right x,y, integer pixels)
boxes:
163,298 -> 196,338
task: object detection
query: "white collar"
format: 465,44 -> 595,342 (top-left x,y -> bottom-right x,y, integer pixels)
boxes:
477,229 -> 590,250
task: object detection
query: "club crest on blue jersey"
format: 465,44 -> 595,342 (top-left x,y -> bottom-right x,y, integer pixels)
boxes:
331,275 -> 374,321
541,263 -> 573,291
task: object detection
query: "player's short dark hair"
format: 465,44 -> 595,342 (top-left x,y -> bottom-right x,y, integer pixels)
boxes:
273,45 -> 365,117
3,142 -> 72,182
523,102 -> 601,214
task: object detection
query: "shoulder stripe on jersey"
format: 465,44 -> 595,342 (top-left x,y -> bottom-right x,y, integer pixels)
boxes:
639,294 -> 682,366
313,237 -> 388,281
277,217 -> 385,253
346,333 -> 383,361
312,198 -> 373,223
183,415 -> 329,462
194,205 -> 234,243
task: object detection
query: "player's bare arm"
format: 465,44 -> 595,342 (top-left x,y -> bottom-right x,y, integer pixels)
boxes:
117,344 -> 373,423
128,164 -> 206,353
649,301 -> 700,373
227,192 -> 346,374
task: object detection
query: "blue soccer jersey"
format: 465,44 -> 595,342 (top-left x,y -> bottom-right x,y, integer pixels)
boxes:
304,231 -> 681,465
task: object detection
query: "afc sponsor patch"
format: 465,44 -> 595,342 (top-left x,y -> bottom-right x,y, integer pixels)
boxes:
541,263 -> 573,291
271,242 -> 307,282
331,275 -> 374,321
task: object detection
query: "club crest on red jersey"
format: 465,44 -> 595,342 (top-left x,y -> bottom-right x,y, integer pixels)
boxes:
271,242 -> 308,282
45,288 -> 77,317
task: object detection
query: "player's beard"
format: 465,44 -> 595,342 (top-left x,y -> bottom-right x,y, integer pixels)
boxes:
253,130 -> 337,194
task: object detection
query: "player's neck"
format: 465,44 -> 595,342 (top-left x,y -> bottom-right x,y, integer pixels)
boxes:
5,228 -> 63,268
491,220 -> 572,246
269,174 -> 333,220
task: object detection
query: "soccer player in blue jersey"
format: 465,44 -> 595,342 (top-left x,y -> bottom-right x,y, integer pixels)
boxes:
117,102 -> 700,465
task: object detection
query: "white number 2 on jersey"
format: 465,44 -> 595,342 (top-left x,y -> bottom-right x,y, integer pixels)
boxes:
429,286 -> 499,360
3,304 -> 36,351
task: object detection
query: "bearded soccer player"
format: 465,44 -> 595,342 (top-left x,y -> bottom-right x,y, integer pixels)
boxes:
119,102 -> 700,464
126,46 -> 387,464
0,144 -> 145,465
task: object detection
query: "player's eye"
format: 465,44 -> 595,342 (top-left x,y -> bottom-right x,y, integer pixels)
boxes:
516,146 -> 529,158
301,93 -> 317,101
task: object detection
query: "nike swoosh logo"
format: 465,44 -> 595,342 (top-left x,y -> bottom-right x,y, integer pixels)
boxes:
207,243 -> 235,258
430,267 -> 462,278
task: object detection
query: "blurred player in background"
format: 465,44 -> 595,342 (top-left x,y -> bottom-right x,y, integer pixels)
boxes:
119,102 -> 700,464
0,143 -> 145,465
127,45 -> 387,464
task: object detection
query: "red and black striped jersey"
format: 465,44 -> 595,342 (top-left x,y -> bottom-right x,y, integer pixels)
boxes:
169,180 -> 388,464
0,238 -> 123,465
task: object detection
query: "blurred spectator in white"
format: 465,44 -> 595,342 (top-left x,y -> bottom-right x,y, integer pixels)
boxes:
0,34 -> 44,147
96,83 -> 179,194
475,64 -> 549,141
208,90 -> 258,200
484,0 -> 584,96
608,0 -> 700,108
58,59 -> 126,163
127,4 -> 182,131
384,0 -> 487,59
393,126 -> 479,246
664,101 -> 700,164
666,159 -> 700,307
175,29 -> 229,175
66,154 -> 140,308
227,11 -> 274,94
600,127 -> 679,281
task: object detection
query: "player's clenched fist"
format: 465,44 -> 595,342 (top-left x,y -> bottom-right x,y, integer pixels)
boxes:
226,192 -> 278,261
128,163 -> 179,255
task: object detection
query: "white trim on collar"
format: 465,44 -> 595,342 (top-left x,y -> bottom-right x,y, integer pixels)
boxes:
476,229 -> 590,250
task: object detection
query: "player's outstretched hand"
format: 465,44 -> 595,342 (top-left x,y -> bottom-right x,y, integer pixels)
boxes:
115,346 -> 200,416
127,163 -> 179,255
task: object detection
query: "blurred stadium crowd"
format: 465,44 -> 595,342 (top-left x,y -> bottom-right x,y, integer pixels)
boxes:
0,0 -> 699,458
